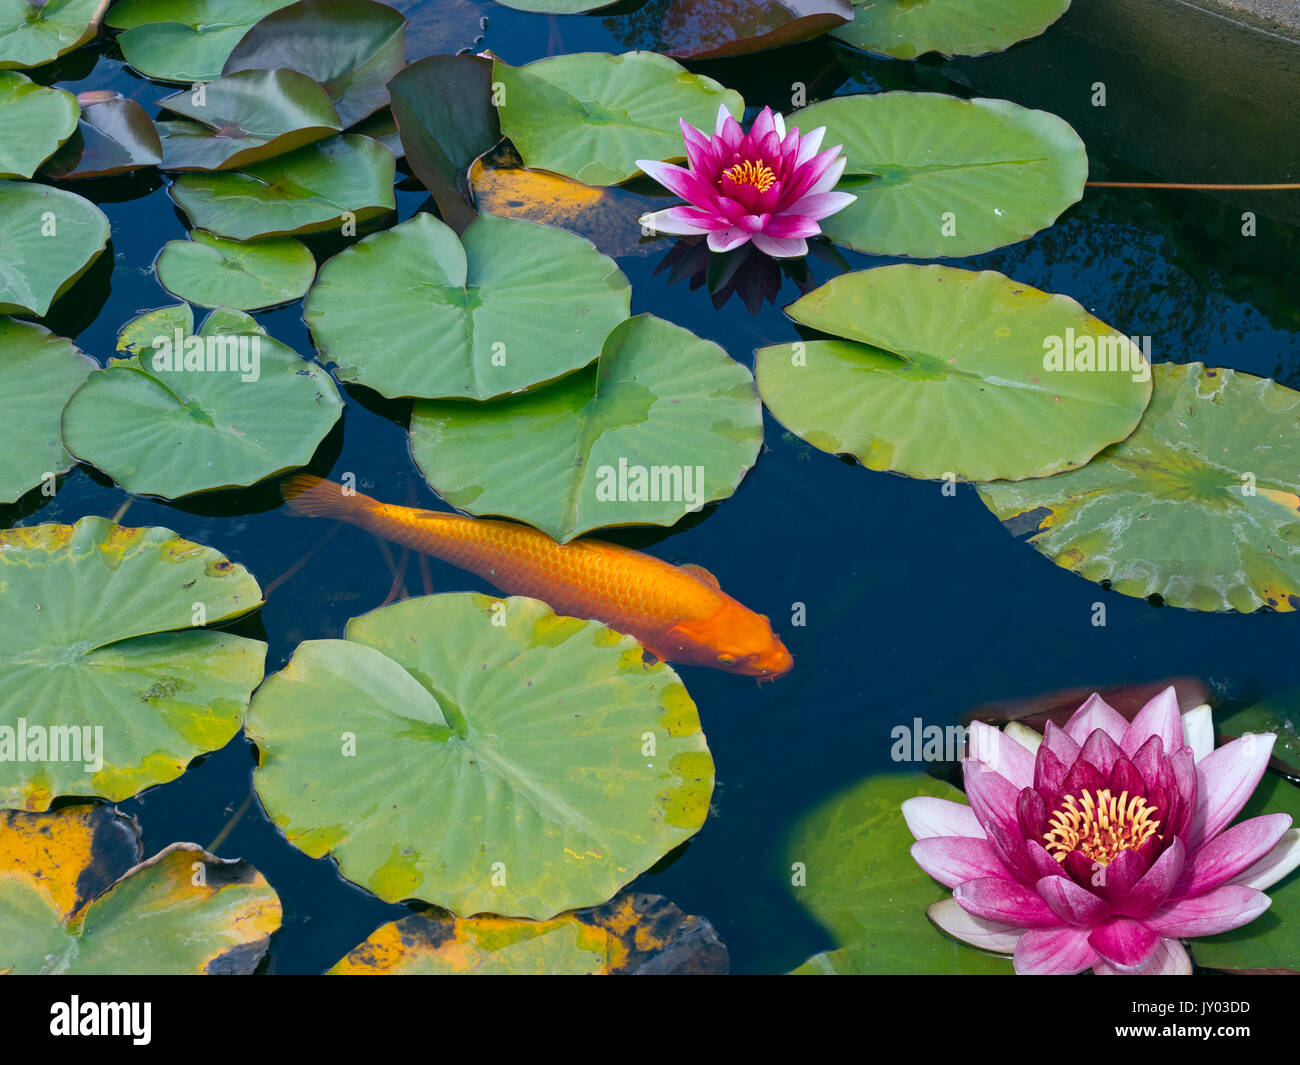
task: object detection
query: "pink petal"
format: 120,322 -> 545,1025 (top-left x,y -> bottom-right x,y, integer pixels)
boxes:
1064,693 -> 1130,746
966,722 -> 1035,790
1144,884 -> 1271,937
1041,720 -> 1082,765
1121,686 -> 1183,757
794,125 -> 826,167
911,836 -> 1009,888
784,190 -> 856,221
1187,732 -> 1276,849
750,106 -> 776,143
636,158 -> 716,206
1093,937 -> 1191,975
1176,813 -> 1291,897
901,796 -> 984,840
926,897 -> 1022,954
761,213 -> 822,240
1014,926 -> 1097,974
1078,727 -> 1124,776
1037,876 -> 1110,926
712,102 -> 732,137
962,758 -> 1021,836
953,877 -> 1060,927
1232,828 -> 1300,890
1114,837 -> 1184,917
1087,916 -> 1161,969
806,151 -> 847,196
706,226 -> 751,253
750,233 -> 808,258
640,208 -> 709,236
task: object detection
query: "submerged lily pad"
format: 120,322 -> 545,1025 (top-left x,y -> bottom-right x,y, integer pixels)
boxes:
169,133 -> 395,240
0,319 -> 96,504
221,0 -> 406,127
0,0 -> 108,70
834,0 -> 1071,59
411,314 -> 763,542
389,53 -> 499,233
328,893 -> 728,974
155,230 -> 316,309
156,68 -> 342,171
61,305 -> 342,497
978,363 -> 1300,613
1219,694 -> 1300,780
247,593 -> 713,920
304,211 -> 630,401
656,0 -> 854,60
787,774 -> 1014,974
756,266 -> 1152,482
0,72 -> 78,179
790,92 -> 1087,258
0,180 -> 110,317
0,807 -> 280,974
492,51 -> 743,186
0,517 -> 265,810
41,91 -> 163,179
108,0 -> 297,82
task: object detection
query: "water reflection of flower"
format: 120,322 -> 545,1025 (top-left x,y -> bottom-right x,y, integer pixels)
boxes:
653,235 -> 846,314
904,687 -> 1300,974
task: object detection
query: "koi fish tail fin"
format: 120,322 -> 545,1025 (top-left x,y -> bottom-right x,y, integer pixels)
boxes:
280,475 -> 373,522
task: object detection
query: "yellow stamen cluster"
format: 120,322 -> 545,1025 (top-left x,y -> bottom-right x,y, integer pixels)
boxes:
722,159 -> 776,192
1043,788 -> 1162,866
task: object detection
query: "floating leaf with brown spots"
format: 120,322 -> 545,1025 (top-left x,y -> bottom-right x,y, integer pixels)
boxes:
328,892 -> 728,974
0,806 -> 280,974
978,363 -> 1300,613
0,518 -> 266,810
247,593 -> 714,920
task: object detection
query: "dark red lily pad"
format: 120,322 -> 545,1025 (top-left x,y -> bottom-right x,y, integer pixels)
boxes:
965,676 -> 1212,733
41,91 -> 162,179
654,0 -> 854,60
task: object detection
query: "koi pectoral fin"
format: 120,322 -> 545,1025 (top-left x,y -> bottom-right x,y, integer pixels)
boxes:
678,563 -> 721,589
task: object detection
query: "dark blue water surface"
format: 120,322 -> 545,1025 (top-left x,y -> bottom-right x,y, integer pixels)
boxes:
9,0 -> 1300,973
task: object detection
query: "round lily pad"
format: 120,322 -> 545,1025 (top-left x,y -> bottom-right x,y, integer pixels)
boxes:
833,0 -> 1072,59
0,72 -> 78,180
40,91 -> 163,179
0,180 -> 110,317
155,231 -> 316,309
61,305 -> 343,498
978,362 -> 1300,613
156,68 -> 342,172
492,51 -> 743,185
789,92 -> 1087,258
246,593 -> 714,920
169,133 -> 396,240
411,313 -> 763,542
0,809 -> 280,974
304,211 -> 630,401
221,0 -> 407,127
0,318 -> 96,504
107,0 -> 297,82
0,517 -> 265,810
755,265 -> 1152,482
0,0 -> 109,70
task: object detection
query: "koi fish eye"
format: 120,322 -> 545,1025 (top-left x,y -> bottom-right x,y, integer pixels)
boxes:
716,654 -> 737,665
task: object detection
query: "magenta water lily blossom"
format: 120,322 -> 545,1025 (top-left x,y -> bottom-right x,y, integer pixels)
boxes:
903,688 -> 1300,974
636,105 -> 856,259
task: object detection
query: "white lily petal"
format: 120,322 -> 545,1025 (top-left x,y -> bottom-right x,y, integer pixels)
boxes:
926,898 -> 1021,954
773,111 -> 786,139
1181,704 -> 1214,762
1232,828 -> 1300,891
1004,721 -> 1044,756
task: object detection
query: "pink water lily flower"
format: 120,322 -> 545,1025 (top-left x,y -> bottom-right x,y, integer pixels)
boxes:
636,105 -> 856,259
903,687 -> 1300,974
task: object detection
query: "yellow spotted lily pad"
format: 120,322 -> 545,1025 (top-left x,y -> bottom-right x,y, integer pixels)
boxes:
247,593 -> 713,920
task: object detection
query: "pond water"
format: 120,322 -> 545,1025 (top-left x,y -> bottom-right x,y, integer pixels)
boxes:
9,0 -> 1300,973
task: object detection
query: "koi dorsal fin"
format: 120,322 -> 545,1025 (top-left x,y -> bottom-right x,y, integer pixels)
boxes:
679,563 -> 721,589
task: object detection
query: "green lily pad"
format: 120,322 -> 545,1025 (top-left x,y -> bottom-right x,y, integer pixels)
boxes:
0,0 -> 108,70
169,133 -> 395,240
327,893 -> 727,974
756,266 -> 1152,482
411,313 -> 763,542
790,92 -> 1087,258
978,363 -> 1300,613
107,0 -> 297,82
304,211 -> 630,401
833,0 -> 1072,59
1191,772 -> 1300,972
1219,694 -> 1300,779
61,304 -> 343,498
156,68 -> 342,172
0,318 -> 96,504
389,53 -> 499,233
787,773 -> 1014,974
247,593 -> 714,920
0,517 -> 265,810
40,91 -> 163,179
0,180 -> 110,317
492,51 -> 743,186
0,72 -> 78,179
221,0 -> 406,127
0,808 -> 280,974
155,230 -> 315,309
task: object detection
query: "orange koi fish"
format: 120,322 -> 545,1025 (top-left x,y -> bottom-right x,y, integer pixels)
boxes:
281,476 -> 793,680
